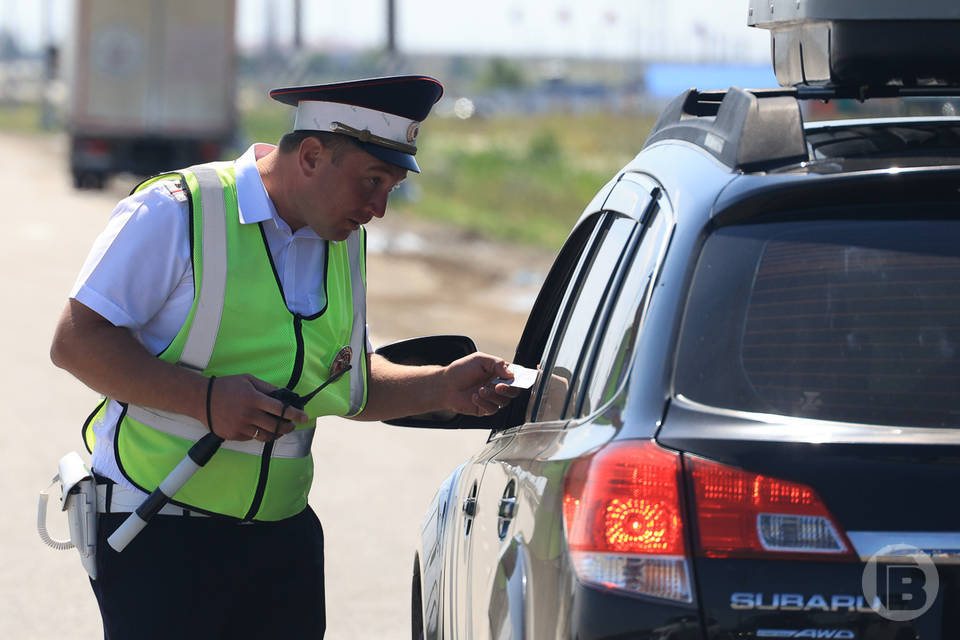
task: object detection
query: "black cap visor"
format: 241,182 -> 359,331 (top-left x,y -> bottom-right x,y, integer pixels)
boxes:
357,141 -> 421,173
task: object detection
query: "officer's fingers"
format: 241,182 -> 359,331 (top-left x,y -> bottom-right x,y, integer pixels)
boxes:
249,425 -> 285,442
220,423 -> 256,442
492,383 -> 522,399
473,354 -> 508,378
243,421 -> 291,442
276,421 -> 296,438
471,392 -> 502,416
243,377 -> 304,418
246,375 -> 281,395
251,411 -> 298,437
254,393 -> 309,424
480,384 -> 518,406
271,419 -> 297,437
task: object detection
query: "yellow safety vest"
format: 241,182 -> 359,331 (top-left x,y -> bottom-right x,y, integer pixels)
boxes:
83,163 -> 368,521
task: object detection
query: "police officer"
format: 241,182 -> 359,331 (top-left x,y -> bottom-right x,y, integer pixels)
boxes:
50,75 -> 516,639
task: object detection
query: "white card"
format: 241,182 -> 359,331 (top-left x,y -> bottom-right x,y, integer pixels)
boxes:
492,364 -> 538,389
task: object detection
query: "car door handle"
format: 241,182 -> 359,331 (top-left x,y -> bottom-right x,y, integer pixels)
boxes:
497,494 -> 517,540
462,496 -> 477,517
498,497 -> 516,520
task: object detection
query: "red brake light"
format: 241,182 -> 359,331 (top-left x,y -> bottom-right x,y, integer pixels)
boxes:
564,440 -> 685,555
80,139 -> 112,156
687,455 -> 855,560
563,440 -> 692,601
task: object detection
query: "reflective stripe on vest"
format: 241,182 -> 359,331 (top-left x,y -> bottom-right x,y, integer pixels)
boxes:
345,229 -> 367,415
108,162 -> 368,520
178,165 -> 228,371
125,405 -> 315,458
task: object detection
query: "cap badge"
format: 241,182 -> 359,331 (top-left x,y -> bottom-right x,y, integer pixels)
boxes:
330,346 -> 353,379
406,122 -> 420,144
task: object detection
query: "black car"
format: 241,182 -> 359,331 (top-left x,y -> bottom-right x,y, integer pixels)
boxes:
379,4 -> 960,638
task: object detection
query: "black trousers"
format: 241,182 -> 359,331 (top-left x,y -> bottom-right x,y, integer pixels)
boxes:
91,506 -> 325,640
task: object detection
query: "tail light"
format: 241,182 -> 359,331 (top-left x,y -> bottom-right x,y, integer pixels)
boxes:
563,440 -> 692,602
687,455 -> 855,560
562,441 -> 857,601
78,139 -> 112,156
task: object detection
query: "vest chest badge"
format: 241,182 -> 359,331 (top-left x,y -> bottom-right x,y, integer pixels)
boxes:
330,346 -> 353,379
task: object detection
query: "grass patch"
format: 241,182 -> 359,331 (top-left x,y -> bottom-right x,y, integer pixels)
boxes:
408,112 -> 656,249
239,102 -> 657,250
0,102 -> 49,135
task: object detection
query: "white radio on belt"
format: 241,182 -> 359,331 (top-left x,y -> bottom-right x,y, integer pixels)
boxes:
37,451 -> 98,579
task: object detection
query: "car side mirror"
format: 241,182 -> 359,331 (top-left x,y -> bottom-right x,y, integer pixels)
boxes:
375,334 -> 478,368
373,335 -> 499,429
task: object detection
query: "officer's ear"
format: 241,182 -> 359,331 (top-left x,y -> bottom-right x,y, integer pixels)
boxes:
298,135 -> 333,176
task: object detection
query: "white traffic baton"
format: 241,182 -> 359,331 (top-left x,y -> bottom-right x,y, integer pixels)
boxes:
107,432 -> 222,551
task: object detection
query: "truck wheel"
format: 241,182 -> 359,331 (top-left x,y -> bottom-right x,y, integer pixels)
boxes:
73,171 -> 106,190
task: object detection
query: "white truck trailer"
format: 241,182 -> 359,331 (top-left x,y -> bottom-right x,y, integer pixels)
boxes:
66,0 -> 236,188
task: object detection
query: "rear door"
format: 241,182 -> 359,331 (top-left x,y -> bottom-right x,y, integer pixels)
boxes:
660,207 -> 960,638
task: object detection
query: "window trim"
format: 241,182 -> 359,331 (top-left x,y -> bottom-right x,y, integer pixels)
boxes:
570,183 -> 677,424
572,201 -> 660,418
561,216 -> 643,419
526,179 -> 665,426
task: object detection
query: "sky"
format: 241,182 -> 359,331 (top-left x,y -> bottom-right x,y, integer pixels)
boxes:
5,0 -> 771,63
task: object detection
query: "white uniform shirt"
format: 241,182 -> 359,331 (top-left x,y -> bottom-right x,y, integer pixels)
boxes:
71,143 -> 368,492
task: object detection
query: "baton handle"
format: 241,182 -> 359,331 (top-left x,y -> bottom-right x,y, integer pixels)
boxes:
107,433 -> 223,552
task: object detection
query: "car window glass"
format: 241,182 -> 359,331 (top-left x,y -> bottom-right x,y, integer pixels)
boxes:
534,214 -> 636,423
514,214 -> 602,369
512,213 -> 603,427
579,208 -> 670,417
675,214 -> 960,427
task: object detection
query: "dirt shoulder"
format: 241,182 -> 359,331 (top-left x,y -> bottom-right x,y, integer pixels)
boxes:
365,213 -> 556,360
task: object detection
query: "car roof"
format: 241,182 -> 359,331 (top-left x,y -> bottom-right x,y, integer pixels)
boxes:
793,117 -> 960,174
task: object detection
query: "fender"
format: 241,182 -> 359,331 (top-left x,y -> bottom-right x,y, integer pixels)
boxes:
487,536 -> 529,640
415,462 -> 467,640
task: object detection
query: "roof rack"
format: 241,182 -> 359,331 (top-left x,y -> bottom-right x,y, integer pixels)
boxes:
797,86 -> 960,101
643,87 -> 808,173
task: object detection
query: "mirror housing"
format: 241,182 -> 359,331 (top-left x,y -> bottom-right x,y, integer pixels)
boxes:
374,335 -> 500,429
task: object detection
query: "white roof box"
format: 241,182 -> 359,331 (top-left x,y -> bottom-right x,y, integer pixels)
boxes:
748,0 -> 960,90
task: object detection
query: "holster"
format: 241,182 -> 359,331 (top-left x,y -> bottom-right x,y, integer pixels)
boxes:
37,452 -> 98,579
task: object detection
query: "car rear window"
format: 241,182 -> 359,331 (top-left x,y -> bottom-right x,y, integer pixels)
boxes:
675,216 -> 960,428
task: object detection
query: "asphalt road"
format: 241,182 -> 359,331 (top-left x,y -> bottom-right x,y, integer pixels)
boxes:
0,131 -> 552,639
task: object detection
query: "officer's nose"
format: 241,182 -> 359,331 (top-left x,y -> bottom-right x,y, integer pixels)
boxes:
368,192 -> 388,218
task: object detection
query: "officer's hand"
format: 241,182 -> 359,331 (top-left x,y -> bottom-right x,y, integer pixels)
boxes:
441,353 -> 521,417
206,374 -> 310,442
